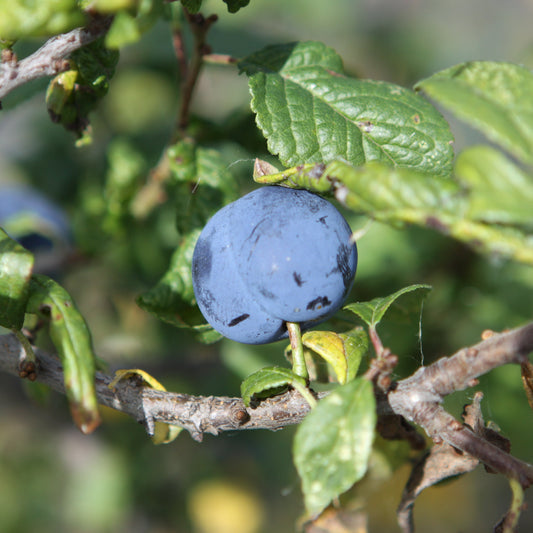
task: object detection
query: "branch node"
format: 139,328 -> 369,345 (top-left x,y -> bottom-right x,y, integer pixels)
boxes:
450,420 -> 464,432
18,359 -> 38,381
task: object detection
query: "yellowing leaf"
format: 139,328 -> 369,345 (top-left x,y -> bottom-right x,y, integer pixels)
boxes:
303,331 -> 347,384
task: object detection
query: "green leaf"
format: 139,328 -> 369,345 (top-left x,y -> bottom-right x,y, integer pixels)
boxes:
256,159 -> 533,265
0,229 -> 34,329
345,284 -> 432,328
293,378 -> 376,517
88,0 -> 137,14
103,139 -> 147,235
340,327 -> 369,383
456,145 -> 533,230
416,61 -> 533,165
138,141 -> 240,342
302,327 -> 367,384
241,366 -> 308,407
46,39 -> 119,141
26,274 -> 100,434
105,11 -> 141,48
180,0 -> 202,13
0,0 -> 84,40
167,140 -> 240,236
46,69 -> 78,120
222,0 -> 249,13
240,41 -> 454,175
137,230 -> 220,343
104,0 -> 164,49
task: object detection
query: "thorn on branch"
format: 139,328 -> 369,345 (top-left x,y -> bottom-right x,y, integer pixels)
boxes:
1,48 -> 17,65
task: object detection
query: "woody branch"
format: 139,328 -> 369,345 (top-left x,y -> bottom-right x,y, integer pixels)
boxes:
0,15 -> 113,102
0,322 -> 532,482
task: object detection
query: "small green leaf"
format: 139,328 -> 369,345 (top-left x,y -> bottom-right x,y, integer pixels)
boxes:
103,139 -> 147,235
345,284 -> 432,328
46,39 -> 118,140
26,274 -> 100,434
293,378 -> 376,517
0,229 -> 34,329
180,0 -> 203,13
416,61 -> 533,165
0,0 -> 84,40
302,328 -> 367,384
46,70 -> 78,117
241,366 -> 308,407
104,0 -> 164,49
456,145 -> 533,230
137,230 -> 221,343
105,11 -> 141,48
89,0 -> 137,13
241,41 -> 454,175
222,0 -> 249,13
167,140 -> 240,237
137,229 -> 197,311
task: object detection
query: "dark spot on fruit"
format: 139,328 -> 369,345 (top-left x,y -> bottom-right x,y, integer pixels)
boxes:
318,216 -> 329,227
192,238 -> 212,283
306,296 -> 331,310
246,216 -> 269,244
259,287 -> 276,300
308,202 -> 320,214
228,313 -> 250,327
336,244 -> 353,288
293,272 -> 304,286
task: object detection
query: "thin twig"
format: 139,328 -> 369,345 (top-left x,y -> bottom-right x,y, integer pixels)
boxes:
0,16 -> 113,101
131,8 -> 219,217
175,11 -> 218,135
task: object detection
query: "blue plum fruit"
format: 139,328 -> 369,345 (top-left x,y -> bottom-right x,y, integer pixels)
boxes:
192,186 -> 357,344
0,184 -> 72,274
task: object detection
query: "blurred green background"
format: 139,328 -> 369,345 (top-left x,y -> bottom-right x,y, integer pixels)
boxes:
1,0 -> 533,531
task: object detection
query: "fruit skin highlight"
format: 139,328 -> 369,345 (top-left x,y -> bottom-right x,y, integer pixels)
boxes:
192,186 -> 357,344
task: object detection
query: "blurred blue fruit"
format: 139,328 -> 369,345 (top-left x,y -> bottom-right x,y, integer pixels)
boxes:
192,186 -> 357,345
0,184 -> 73,275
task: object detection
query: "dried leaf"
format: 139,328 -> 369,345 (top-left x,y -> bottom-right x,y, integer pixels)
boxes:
520,361 -> 533,411
397,443 -> 479,533
304,506 -> 368,533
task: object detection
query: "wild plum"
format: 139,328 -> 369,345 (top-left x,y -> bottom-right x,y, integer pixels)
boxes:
192,186 -> 357,344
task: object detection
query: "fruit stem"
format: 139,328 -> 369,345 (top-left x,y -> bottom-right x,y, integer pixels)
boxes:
287,322 -> 308,380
